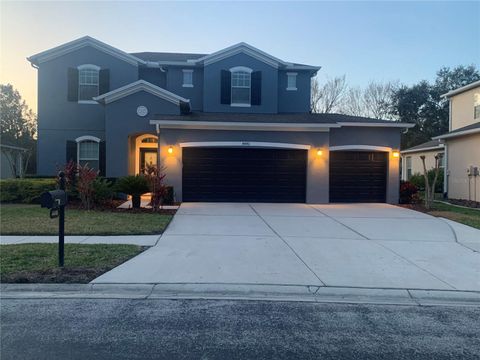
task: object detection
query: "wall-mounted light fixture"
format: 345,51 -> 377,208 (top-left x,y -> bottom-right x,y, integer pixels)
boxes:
392,151 -> 400,158
317,149 -> 323,156
167,146 -> 173,154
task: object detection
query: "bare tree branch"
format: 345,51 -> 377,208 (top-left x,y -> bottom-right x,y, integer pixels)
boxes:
311,75 -> 347,113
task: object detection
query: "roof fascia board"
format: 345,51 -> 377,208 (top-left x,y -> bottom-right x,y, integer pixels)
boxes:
150,120 -> 338,132
179,141 -> 311,150
337,122 -> 415,128
441,80 -> 480,98
400,145 -> 444,154
94,80 -> 189,105
28,36 -> 145,66
432,127 -> 480,140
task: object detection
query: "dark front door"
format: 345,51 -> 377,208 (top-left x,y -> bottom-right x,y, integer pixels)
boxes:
182,147 -> 307,202
329,151 -> 388,203
139,148 -> 157,173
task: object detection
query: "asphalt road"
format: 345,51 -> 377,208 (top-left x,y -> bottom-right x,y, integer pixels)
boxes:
1,299 -> 479,360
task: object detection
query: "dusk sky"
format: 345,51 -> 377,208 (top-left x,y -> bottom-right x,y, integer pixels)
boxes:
0,1 -> 478,112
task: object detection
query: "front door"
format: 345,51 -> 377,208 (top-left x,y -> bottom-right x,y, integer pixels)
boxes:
139,148 -> 157,173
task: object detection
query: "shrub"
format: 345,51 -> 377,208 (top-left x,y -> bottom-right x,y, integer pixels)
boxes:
92,177 -> 114,206
114,175 -> 149,208
409,169 -> 444,193
0,178 -> 57,203
143,163 -> 167,211
399,181 -> 420,204
163,186 -> 175,205
76,164 -> 98,210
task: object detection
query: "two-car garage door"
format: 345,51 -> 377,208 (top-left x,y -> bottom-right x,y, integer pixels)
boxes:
182,147 -> 388,203
183,147 -> 307,202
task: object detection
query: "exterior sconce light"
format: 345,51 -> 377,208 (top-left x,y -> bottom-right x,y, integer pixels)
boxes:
317,149 -> 323,156
392,151 -> 400,158
168,146 -> 173,154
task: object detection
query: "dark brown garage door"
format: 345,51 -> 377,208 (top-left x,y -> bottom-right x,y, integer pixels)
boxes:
330,151 -> 387,203
182,147 -> 307,202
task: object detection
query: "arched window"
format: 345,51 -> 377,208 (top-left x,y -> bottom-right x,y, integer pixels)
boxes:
76,136 -> 100,170
77,64 -> 100,101
141,137 -> 158,143
230,66 -> 252,106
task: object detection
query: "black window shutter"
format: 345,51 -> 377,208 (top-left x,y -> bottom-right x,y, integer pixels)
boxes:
67,68 -> 79,101
220,70 -> 231,104
99,69 -> 110,95
251,71 -> 262,106
66,140 -> 77,163
99,141 -> 106,176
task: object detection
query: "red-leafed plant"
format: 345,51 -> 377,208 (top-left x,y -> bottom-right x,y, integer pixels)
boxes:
76,163 -> 98,210
144,163 -> 167,211
399,181 -> 419,204
57,160 -> 78,192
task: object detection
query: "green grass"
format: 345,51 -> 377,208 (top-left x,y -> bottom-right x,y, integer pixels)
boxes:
0,204 -> 172,235
0,243 -> 144,283
429,201 -> 480,230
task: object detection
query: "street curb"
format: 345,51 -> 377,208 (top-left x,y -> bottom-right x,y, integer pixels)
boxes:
2,283 -> 480,306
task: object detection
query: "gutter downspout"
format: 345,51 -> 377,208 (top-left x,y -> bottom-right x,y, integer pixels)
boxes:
156,123 -> 161,170
443,142 -> 448,198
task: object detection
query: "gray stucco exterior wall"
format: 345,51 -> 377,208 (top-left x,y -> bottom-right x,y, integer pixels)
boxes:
104,91 -> 181,177
277,70 -> 312,113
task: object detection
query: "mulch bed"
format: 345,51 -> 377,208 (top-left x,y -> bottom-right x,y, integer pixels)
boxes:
445,199 -> 480,209
65,199 -> 177,215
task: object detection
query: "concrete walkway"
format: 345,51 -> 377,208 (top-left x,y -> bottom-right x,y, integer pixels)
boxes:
0,234 -> 160,246
93,203 -> 480,292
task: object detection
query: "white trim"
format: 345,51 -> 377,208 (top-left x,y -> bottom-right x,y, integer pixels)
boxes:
329,145 -> 392,152
182,69 -> 194,88
78,100 -> 98,105
179,141 -> 311,150
229,66 -> 253,74
150,119 -> 338,132
93,80 -> 190,106
337,122 -> 416,128
75,135 -> 101,143
286,87 -> 298,91
432,127 -> 480,140
400,145 -> 444,154
77,64 -> 101,71
230,103 -> 251,108
441,80 -> 480,98
195,42 -> 286,68
27,36 -> 145,66
182,84 -> 194,88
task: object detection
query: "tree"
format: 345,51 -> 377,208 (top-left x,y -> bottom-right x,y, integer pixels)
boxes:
340,81 -> 398,120
0,84 -> 37,176
420,153 -> 443,210
311,75 -> 347,113
391,65 -> 480,149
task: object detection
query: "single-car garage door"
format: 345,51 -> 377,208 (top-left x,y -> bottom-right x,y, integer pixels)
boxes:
330,151 -> 387,203
182,147 -> 307,202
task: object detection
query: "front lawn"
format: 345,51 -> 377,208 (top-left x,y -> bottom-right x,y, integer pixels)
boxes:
429,201 -> 480,230
0,204 -> 172,235
0,243 -> 144,283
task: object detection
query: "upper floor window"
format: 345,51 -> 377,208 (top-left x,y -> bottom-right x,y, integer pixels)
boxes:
182,69 -> 193,87
287,72 -> 297,91
78,64 -> 100,102
230,67 -> 252,106
76,135 -> 100,170
474,104 -> 480,119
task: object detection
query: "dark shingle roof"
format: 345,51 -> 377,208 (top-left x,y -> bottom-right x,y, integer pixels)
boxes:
130,52 -> 207,62
401,139 -> 443,152
153,112 -> 401,124
446,121 -> 480,134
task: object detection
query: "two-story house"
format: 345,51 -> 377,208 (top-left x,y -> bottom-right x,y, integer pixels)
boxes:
28,36 -> 413,203
434,80 -> 480,202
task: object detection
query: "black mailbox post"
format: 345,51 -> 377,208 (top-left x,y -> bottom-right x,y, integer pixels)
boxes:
40,172 -> 67,267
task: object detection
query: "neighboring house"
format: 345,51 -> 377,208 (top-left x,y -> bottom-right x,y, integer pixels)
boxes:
0,144 -> 27,178
433,80 -> 480,202
28,36 -> 413,203
400,140 -> 444,181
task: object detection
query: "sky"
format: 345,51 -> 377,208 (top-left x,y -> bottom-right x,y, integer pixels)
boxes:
0,0 -> 479,112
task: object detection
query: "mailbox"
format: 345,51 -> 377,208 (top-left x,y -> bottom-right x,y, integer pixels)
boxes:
40,190 -> 67,209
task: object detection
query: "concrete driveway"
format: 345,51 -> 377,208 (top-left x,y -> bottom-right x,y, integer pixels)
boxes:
93,203 -> 480,291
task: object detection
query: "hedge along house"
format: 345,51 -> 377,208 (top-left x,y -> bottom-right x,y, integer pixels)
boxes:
28,36 -> 413,203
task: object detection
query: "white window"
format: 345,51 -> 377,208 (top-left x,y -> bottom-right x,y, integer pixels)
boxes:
78,64 -> 100,102
406,156 -> 412,179
287,72 -> 297,91
182,69 -> 193,87
76,136 -> 100,170
230,66 -> 252,106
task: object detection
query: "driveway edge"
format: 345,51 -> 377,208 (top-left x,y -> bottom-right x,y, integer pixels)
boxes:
2,283 -> 480,307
